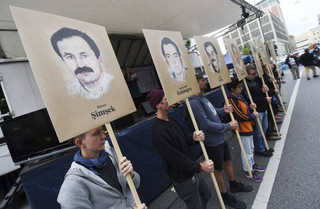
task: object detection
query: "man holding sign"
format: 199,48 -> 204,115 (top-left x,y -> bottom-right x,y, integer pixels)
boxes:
57,126 -> 146,209
147,89 -> 213,209
189,73 -> 252,209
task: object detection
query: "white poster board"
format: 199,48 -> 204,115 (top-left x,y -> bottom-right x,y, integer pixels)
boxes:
11,7 -> 135,142
194,36 -> 231,88
224,38 -> 248,81
143,29 -> 199,105
249,41 -> 264,78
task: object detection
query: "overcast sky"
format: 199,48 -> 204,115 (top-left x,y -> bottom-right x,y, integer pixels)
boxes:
247,0 -> 320,35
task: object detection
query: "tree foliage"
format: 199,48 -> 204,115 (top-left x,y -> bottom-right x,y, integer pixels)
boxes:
242,45 -> 251,55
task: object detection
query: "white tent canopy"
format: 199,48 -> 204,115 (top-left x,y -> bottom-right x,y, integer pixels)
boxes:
0,0 -> 256,37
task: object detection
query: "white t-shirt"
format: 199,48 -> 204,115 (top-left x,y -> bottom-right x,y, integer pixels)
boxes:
289,57 -> 296,66
206,100 -> 217,116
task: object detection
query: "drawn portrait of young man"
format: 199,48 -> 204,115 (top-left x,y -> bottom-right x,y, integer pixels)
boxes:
204,41 -> 221,73
161,37 -> 187,82
231,43 -> 242,70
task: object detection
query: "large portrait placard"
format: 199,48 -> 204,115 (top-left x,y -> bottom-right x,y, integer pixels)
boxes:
194,36 -> 231,88
143,29 -> 199,105
224,38 -> 247,81
249,41 -> 264,78
254,37 -> 270,66
267,40 -> 277,63
11,7 -> 135,142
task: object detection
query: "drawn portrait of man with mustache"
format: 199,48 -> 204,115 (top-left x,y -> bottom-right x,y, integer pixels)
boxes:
51,27 -> 113,100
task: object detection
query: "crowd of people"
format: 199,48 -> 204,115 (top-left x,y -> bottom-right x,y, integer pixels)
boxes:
56,58 -> 287,209
285,46 -> 320,80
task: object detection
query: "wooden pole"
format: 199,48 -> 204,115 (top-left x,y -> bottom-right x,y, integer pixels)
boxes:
220,87 -> 253,177
185,98 -> 226,209
105,123 -> 142,207
242,79 -> 269,150
274,62 -> 288,103
260,78 -> 281,137
267,65 -> 287,115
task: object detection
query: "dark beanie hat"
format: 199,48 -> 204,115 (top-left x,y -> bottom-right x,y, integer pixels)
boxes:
146,89 -> 164,109
195,72 -> 205,80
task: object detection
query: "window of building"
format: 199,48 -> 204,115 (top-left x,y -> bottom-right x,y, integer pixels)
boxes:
262,23 -> 272,33
236,38 -> 241,45
249,21 -> 258,30
251,29 -> 261,38
231,31 -> 239,39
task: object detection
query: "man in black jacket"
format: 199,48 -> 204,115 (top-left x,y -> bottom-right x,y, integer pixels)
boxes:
243,65 -> 277,156
147,89 -> 213,209
299,49 -> 319,80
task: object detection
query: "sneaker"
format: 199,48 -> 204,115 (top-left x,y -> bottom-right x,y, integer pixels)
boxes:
275,115 -> 281,120
255,151 -> 273,157
253,164 -> 266,172
230,181 -> 253,193
307,78 -> 310,80
267,135 -> 281,140
276,113 -> 282,117
245,172 -> 263,182
313,75 -> 319,78
272,132 -> 281,136
222,193 -> 247,209
267,148 -> 274,152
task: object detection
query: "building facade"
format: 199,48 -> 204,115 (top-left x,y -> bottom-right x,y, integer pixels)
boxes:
223,0 -> 293,57
295,27 -> 320,49
223,12 -> 291,57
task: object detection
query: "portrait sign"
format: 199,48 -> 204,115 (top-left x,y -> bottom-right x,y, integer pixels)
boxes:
224,38 -> 247,81
253,37 -> 270,66
249,41 -> 264,78
267,40 -> 277,63
143,29 -> 199,105
11,7 -> 135,142
194,36 -> 231,88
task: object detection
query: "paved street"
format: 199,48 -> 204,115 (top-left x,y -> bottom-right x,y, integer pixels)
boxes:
149,67 -> 320,209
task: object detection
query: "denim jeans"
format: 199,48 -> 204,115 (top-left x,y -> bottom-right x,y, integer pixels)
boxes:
266,106 -> 275,136
240,135 -> 255,172
253,111 -> 267,152
173,174 -> 211,209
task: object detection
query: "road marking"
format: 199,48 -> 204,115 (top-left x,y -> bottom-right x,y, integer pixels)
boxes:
251,70 -> 302,209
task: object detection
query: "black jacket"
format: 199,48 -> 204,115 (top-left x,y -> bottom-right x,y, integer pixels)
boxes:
152,117 -> 200,183
243,79 -> 267,112
299,52 -> 315,66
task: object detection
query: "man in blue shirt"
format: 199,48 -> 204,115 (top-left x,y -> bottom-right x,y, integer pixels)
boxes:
189,73 -> 253,209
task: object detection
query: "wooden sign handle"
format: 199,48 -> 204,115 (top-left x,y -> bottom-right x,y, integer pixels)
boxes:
260,78 -> 281,137
266,65 -> 287,115
185,98 -> 226,209
274,61 -> 288,103
105,123 -> 142,207
220,86 -> 253,177
242,79 -> 269,150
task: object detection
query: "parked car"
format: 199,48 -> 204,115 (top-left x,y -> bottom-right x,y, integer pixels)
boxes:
278,61 -> 289,71
277,56 -> 289,72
